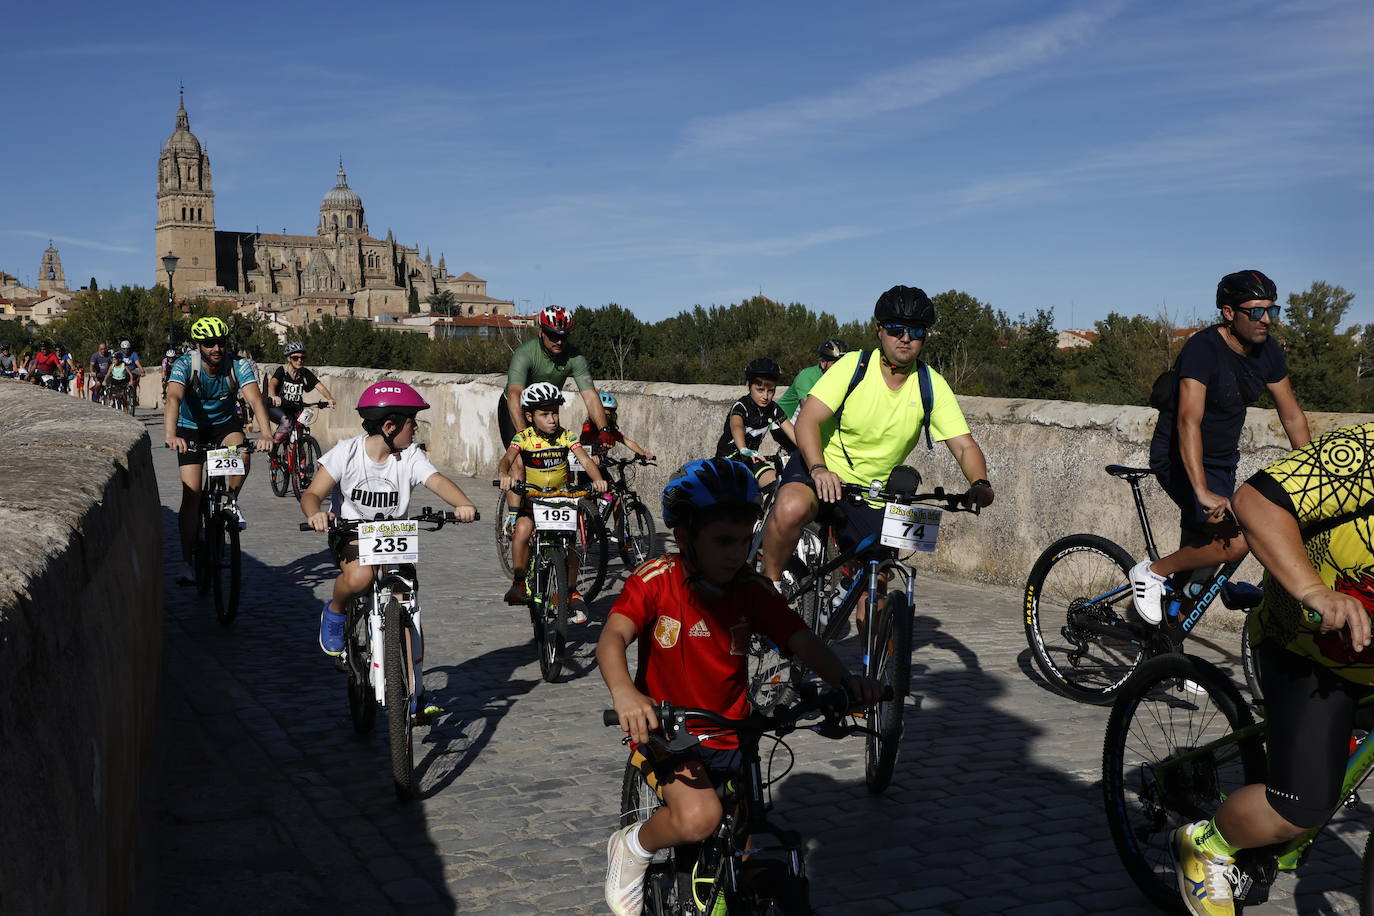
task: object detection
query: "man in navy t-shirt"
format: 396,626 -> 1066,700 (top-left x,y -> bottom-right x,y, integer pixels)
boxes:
1130,269 -> 1312,623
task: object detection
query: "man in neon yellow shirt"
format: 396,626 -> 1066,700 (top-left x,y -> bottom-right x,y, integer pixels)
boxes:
761,285 -> 994,591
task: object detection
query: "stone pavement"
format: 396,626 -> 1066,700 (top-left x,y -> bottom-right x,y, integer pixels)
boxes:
135,418 -> 1371,914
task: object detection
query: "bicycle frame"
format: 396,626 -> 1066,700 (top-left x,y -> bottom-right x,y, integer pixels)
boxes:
362,564 -> 422,707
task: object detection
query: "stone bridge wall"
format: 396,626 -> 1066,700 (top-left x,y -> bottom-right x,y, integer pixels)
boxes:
293,366 -> 1370,599
0,384 -> 162,914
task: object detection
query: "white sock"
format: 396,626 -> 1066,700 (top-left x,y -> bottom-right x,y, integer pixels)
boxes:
771,580 -> 784,594
626,823 -> 651,859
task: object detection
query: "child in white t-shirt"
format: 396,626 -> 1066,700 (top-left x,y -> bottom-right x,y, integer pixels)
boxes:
302,381 -> 476,661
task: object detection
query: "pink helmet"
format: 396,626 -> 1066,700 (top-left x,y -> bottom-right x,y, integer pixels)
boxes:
357,380 -> 429,421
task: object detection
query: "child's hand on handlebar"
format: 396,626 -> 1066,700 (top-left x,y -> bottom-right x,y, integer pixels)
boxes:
498,473 -> 514,492
307,510 -> 334,533
610,686 -> 660,746
451,504 -> 477,523
843,673 -> 883,711
592,479 -> 609,495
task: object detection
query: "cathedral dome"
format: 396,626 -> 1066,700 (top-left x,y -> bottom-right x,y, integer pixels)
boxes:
322,166 -> 362,208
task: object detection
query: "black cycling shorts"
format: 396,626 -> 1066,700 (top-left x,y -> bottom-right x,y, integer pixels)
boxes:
629,740 -> 743,799
778,452 -> 884,555
176,419 -> 246,467
1255,640 -> 1366,828
1154,461 -> 1236,533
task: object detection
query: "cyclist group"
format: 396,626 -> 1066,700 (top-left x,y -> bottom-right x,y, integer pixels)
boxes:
151,268 -> 1366,916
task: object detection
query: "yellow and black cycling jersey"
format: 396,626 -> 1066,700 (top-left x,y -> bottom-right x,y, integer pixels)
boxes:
1248,421 -> 1374,685
508,426 -> 578,491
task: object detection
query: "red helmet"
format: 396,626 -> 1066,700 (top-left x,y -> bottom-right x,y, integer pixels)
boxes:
538,306 -> 573,337
357,380 -> 429,422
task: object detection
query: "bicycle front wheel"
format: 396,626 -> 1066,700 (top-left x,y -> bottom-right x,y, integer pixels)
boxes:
494,490 -> 515,578
1024,533 -> 1146,704
384,597 -> 416,800
1103,653 -> 1265,913
295,435 -> 321,495
866,588 -> 912,794
619,498 -> 656,568
619,758 -> 677,915
211,514 -> 241,626
575,500 -> 609,603
345,597 -> 376,735
538,551 -> 569,683
268,443 -> 289,497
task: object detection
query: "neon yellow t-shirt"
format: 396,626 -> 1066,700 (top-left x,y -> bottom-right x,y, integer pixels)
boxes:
806,350 -> 969,487
509,426 -> 578,491
1248,422 -> 1374,685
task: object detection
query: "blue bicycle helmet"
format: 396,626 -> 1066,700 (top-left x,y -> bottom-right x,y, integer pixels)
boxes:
662,457 -> 760,528
599,391 -> 618,409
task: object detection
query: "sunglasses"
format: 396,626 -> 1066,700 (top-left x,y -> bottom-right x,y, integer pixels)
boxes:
199,339 -> 227,349
1233,304 -> 1281,322
880,323 -> 928,341
288,354 -> 304,360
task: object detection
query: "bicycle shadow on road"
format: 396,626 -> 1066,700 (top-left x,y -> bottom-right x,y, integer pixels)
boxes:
765,610 -> 1166,915
141,505 -> 460,914
411,644 -> 542,799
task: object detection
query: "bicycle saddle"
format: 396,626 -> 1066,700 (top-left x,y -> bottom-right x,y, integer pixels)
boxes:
1105,465 -> 1154,481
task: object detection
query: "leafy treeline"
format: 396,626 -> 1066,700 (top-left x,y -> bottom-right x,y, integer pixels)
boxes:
20,283 -> 1371,411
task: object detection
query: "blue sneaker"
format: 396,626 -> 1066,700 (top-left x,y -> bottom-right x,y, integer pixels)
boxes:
319,602 -> 345,656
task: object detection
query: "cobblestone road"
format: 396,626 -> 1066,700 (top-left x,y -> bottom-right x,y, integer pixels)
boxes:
136,419 -> 1372,914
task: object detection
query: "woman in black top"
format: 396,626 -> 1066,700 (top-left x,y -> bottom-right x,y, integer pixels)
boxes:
268,341 -> 336,441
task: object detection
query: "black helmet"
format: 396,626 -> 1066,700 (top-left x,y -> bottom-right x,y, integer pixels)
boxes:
874,285 -> 935,326
744,357 -> 781,381
817,338 -> 848,361
661,458 -> 761,529
1216,270 -> 1277,309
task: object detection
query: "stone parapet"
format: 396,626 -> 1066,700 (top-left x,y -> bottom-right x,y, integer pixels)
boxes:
0,385 -> 162,913
296,366 -> 1371,633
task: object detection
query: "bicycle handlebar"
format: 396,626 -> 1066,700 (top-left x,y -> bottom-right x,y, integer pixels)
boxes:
166,441 -> 260,454
598,454 -> 656,469
297,506 -> 477,531
492,480 -> 594,500
837,481 -> 981,515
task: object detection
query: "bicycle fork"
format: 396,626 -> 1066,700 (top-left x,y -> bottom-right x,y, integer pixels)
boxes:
368,588 -> 423,706
863,560 -> 914,677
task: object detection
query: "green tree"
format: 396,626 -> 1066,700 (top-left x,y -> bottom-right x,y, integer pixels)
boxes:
1068,312 -> 1177,406
999,309 -> 1064,399
408,287 -> 420,314
572,304 -> 645,380
1282,281 -> 1358,412
48,285 -> 182,360
426,289 -> 457,315
923,290 -> 1001,395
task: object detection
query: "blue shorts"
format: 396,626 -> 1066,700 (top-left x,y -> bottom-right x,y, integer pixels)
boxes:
1154,461 -> 1236,532
779,453 -> 884,555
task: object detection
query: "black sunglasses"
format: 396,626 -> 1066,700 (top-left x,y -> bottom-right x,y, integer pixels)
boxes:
880,322 -> 928,341
1233,304 -> 1281,321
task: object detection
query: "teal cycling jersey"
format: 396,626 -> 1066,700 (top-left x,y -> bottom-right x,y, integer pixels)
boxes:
169,352 -> 258,429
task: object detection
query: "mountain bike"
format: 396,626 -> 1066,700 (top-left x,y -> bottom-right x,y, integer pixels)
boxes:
594,454 -> 658,568
299,506 -> 474,800
607,682 -> 890,915
1023,464 -> 1264,705
268,401 -> 328,499
777,469 -> 980,793
1102,649 -> 1374,913
177,442 -> 256,625
104,382 -> 133,414
499,481 -> 599,682
494,477 -> 609,602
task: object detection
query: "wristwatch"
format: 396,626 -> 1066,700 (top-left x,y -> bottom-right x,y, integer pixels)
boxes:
972,479 -> 992,488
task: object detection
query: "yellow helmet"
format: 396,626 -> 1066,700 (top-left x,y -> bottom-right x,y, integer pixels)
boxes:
190,316 -> 229,341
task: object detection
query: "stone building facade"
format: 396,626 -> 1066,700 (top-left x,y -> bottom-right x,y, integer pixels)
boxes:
153,92 -> 515,326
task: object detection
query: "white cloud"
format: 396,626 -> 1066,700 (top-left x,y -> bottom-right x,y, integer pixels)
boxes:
2,230 -> 142,254
679,2 -> 1124,157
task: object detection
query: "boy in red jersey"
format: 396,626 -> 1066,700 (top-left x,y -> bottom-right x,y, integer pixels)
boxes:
598,457 -> 879,916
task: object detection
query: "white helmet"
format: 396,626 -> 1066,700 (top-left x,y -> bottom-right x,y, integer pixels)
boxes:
120,340 -> 131,350
520,382 -> 564,409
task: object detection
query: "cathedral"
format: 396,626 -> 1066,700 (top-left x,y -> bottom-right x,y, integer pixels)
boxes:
153,92 -> 514,326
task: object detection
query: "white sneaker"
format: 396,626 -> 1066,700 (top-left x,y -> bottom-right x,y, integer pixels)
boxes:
226,502 -> 248,531
605,825 -> 651,916
1129,559 -> 1167,625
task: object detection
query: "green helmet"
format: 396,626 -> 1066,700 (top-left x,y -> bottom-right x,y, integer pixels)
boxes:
191,316 -> 229,341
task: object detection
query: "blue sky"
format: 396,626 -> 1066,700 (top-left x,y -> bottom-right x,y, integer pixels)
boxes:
3,0 -> 1372,329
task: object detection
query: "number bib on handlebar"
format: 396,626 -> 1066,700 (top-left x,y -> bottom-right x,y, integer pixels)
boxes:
532,498 -> 579,531
297,407 -> 315,427
358,520 -> 420,565
206,448 -> 245,477
880,503 -> 942,552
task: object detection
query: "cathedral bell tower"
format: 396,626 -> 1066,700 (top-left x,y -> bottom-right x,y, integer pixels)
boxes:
38,242 -> 67,294
155,89 -> 218,293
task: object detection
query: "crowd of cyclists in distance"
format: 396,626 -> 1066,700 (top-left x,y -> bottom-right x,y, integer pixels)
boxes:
127,268 -> 1374,915
0,334 -> 189,415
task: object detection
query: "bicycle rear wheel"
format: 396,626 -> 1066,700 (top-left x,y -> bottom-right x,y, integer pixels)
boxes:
1103,653 -> 1265,913
295,435 -> 321,495
575,500 -> 609,603
619,758 -> 677,915
345,597 -> 376,735
494,491 -> 515,577
538,551 -> 569,683
866,588 -> 912,794
384,597 -> 417,800
1024,533 -> 1146,704
268,443 -> 290,497
619,498 -> 656,568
